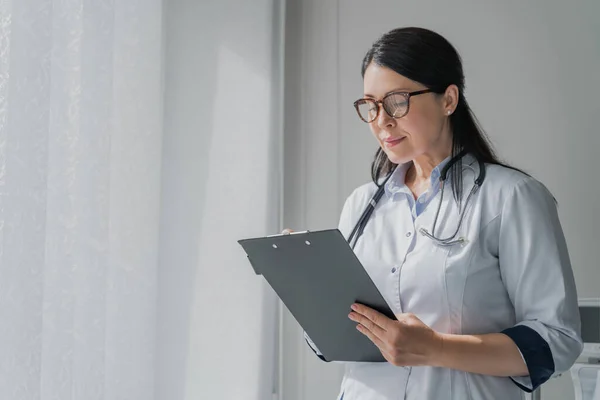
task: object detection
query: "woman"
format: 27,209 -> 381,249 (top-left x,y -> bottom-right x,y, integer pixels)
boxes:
301,27 -> 583,399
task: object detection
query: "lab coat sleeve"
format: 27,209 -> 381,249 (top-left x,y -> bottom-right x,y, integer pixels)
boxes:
498,177 -> 583,392
304,188 -> 361,361
303,331 -> 328,361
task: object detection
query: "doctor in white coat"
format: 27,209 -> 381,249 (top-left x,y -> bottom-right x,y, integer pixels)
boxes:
300,27 -> 583,400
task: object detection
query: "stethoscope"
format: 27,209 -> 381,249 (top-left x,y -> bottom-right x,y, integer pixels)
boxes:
347,150 -> 486,250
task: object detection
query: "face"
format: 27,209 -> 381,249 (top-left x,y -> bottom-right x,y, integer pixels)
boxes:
361,62 -> 457,165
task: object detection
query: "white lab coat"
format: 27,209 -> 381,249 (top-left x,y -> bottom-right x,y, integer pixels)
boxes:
307,153 -> 583,400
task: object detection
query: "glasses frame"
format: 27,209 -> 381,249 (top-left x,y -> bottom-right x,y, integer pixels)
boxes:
353,89 -> 433,123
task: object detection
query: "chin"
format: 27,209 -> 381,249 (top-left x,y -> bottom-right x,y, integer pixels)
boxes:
382,147 -> 414,166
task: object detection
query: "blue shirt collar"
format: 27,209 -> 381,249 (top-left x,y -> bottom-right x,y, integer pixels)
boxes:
384,155 -> 452,197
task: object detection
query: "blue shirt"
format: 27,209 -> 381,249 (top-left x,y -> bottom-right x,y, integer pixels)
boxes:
305,153 -> 582,400
384,157 -> 450,220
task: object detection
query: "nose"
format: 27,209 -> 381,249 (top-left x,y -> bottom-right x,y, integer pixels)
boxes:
376,103 -> 395,130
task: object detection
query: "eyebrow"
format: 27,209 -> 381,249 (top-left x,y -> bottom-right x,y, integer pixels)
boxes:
363,88 -> 412,99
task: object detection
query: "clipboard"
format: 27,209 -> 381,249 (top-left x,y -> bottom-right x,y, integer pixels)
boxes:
237,228 -> 396,362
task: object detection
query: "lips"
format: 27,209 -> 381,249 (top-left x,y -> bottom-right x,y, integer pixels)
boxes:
383,136 -> 405,147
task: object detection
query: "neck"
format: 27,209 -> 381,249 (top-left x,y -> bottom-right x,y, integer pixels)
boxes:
410,123 -> 453,181
409,149 -> 452,182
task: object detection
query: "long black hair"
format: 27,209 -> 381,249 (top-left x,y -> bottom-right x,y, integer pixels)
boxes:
362,27 -> 518,200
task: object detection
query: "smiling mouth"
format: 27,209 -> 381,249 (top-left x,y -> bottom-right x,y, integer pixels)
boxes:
383,137 -> 405,147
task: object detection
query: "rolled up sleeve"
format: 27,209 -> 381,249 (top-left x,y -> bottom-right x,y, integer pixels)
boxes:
498,177 -> 583,392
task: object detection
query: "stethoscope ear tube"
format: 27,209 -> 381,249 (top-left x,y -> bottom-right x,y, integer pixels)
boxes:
347,151 -> 486,250
348,170 -> 394,249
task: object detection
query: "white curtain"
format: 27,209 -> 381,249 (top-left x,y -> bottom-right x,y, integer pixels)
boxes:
0,0 -> 282,399
0,0 -> 163,398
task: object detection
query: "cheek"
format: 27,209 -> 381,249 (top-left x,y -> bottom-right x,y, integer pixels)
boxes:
368,124 -> 383,143
400,110 -> 441,142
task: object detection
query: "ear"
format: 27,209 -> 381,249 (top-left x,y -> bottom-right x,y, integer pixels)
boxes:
442,84 -> 459,116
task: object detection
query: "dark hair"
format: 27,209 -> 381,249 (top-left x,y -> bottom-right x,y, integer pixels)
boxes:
362,27 -> 519,200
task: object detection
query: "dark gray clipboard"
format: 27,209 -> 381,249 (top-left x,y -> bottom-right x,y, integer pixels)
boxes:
237,228 -> 396,362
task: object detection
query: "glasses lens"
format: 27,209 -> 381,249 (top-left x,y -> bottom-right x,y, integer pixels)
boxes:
356,99 -> 378,122
383,93 -> 408,118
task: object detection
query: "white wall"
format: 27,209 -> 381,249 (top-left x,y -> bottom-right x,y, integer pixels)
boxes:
157,1 -> 284,399
282,1 -> 600,399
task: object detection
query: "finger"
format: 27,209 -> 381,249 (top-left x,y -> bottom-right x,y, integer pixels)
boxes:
349,311 -> 387,341
351,303 -> 393,331
281,228 -> 294,234
356,324 -> 394,359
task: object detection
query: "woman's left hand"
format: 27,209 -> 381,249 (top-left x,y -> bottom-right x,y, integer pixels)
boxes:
348,303 -> 443,367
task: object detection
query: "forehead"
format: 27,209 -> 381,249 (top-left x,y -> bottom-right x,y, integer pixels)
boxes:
363,63 -> 419,97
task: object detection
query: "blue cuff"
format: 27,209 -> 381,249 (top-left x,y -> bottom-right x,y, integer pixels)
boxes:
304,337 -> 330,362
501,325 -> 555,392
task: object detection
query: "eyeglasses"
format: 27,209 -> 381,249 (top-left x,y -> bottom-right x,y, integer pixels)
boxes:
353,89 -> 433,123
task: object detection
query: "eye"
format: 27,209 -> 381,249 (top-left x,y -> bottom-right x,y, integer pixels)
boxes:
387,95 -> 407,108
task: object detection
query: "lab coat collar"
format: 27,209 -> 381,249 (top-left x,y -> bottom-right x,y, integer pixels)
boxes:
383,155 -> 452,198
